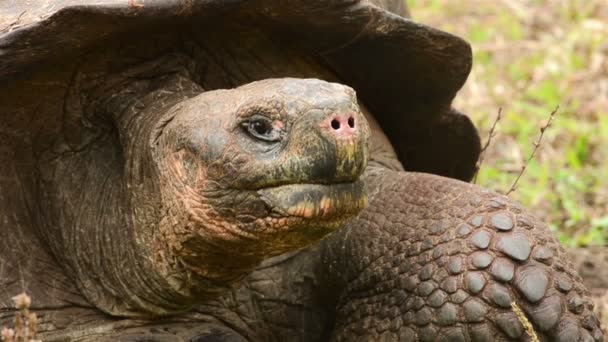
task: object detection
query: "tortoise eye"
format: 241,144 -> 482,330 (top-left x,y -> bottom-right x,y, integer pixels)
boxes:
244,118 -> 281,142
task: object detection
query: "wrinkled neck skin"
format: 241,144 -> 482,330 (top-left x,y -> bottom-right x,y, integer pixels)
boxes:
37,69 -> 216,317
105,74 -> 221,311
33,32 -> 401,318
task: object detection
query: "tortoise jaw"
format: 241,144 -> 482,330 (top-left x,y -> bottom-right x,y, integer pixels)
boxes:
258,180 -> 367,220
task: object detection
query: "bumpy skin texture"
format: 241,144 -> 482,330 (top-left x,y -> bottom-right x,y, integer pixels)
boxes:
58,167 -> 604,341
321,168 -> 604,341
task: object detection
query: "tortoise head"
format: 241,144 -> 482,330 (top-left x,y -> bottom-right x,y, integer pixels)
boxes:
146,78 -> 369,284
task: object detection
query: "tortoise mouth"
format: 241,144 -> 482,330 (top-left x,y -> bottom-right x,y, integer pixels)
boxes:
258,180 -> 367,220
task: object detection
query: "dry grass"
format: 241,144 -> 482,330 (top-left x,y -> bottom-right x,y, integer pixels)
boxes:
1,293 -> 40,342
511,301 -> 540,342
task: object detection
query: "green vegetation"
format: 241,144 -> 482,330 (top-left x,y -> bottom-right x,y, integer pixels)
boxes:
408,0 -> 608,247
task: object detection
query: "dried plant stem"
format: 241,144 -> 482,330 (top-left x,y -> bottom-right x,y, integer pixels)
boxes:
506,105 -> 559,195
1,292 -> 40,342
511,301 -> 540,342
473,107 -> 503,183
128,0 -> 144,8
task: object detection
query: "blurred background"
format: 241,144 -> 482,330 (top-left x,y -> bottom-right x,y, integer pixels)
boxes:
406,0 -> 608,326
407,0 -> 607,247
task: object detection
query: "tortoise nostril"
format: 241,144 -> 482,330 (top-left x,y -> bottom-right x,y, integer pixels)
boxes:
331,119 -> 341,130
347,116 -> 355,128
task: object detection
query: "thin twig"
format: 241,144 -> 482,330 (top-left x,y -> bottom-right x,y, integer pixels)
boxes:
506,105 -> 559,195
473,107 -> 503,183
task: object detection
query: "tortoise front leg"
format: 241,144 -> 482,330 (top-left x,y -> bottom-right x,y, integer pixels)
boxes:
320,168 -> 603,341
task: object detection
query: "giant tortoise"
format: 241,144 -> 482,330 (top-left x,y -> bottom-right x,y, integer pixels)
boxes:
0,0 -> 603,341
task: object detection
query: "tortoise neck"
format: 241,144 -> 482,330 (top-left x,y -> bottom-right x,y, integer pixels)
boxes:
100,74 -> 212,316
37,69 -> 222,317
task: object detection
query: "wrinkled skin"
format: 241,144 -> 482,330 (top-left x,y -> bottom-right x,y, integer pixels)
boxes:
0,1 -> 603,340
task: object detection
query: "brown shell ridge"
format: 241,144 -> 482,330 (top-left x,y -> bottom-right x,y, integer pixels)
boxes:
0,0 -> 479,181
